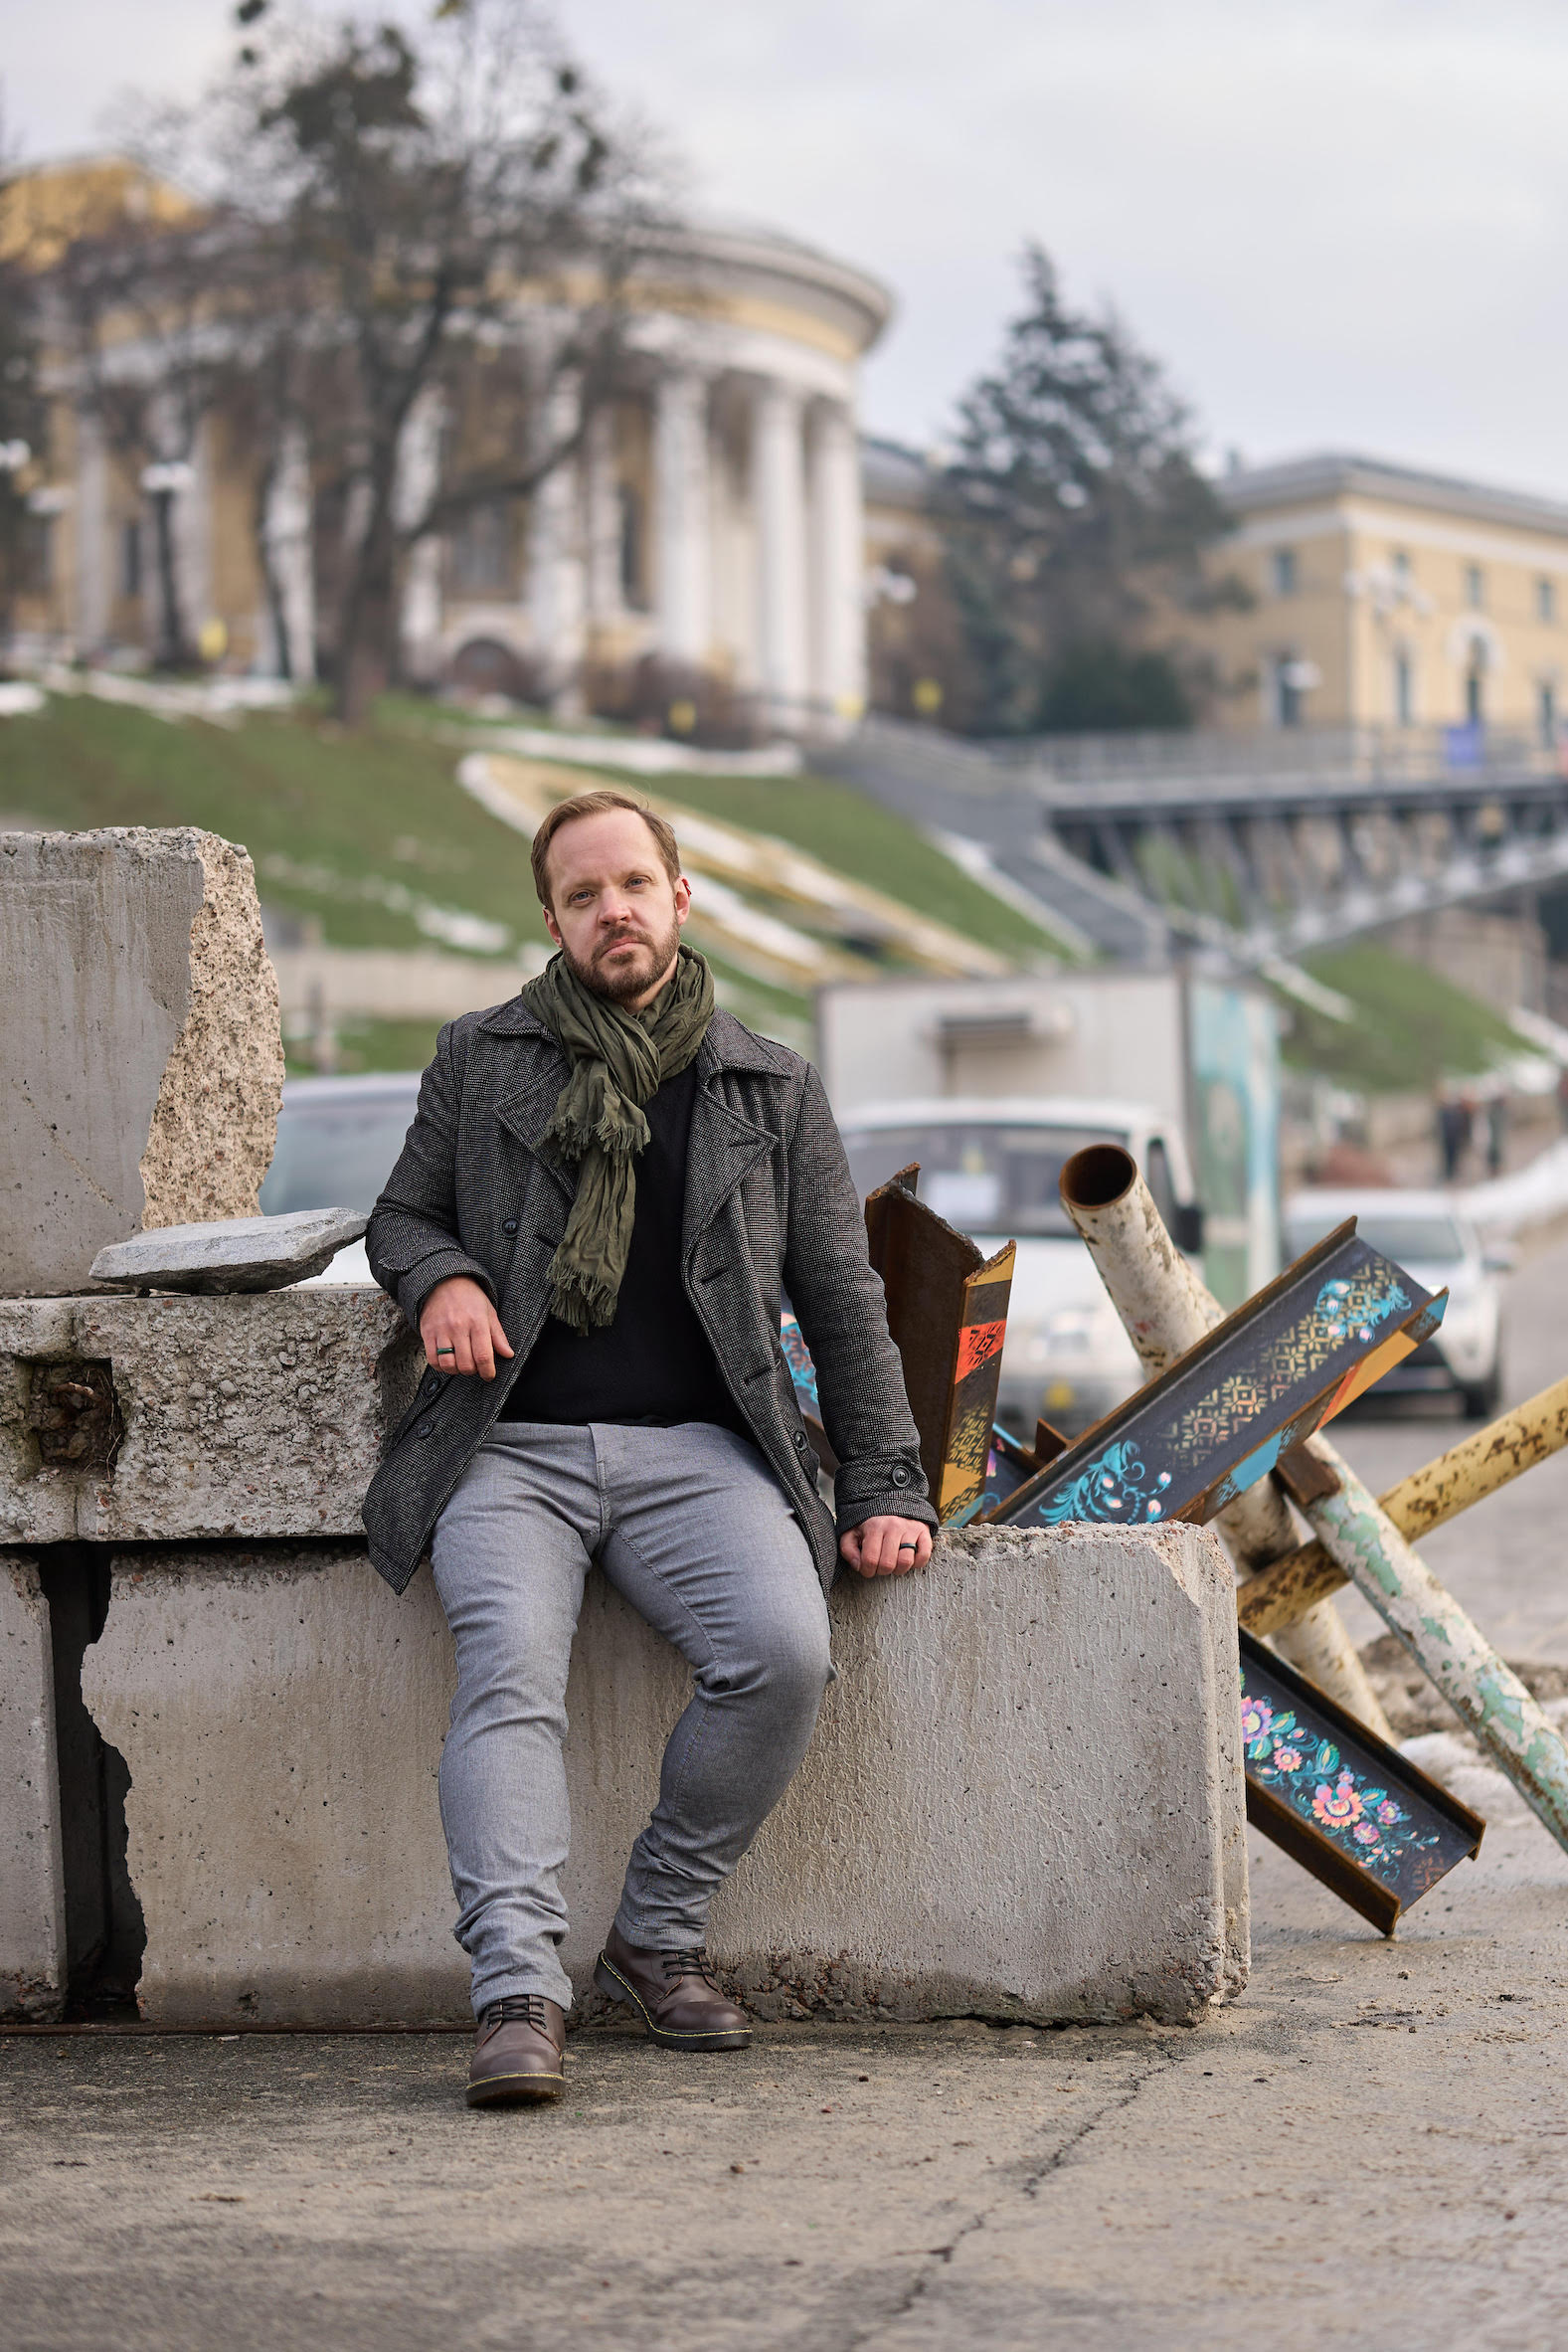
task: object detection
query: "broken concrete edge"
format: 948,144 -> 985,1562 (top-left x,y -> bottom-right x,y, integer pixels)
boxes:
137,830 -> 284,1234
87,1207 -> 370,1294
0,827 -> 283,1295
0,1551 -> 66,2023
74,1523 -> 1247,2031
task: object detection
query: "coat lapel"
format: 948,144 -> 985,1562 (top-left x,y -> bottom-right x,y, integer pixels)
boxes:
683,1058 -> 774,1258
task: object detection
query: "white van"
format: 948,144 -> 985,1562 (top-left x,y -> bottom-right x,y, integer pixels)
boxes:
837,1096 -> 1202,1439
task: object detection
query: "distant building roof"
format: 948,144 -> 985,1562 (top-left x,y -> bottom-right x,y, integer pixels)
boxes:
860,434 -> 946,511
1219,451 -> 1568,542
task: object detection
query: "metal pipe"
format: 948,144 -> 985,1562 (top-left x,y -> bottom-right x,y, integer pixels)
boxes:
1238,1374 -> 1568,1637
1302,1441 -> 1568,1855
1059,1144 -> 1394,1738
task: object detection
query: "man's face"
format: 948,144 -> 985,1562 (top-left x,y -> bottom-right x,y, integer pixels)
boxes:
542,809 -> 690,1007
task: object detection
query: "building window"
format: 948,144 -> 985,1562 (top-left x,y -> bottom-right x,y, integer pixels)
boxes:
448,502 -> 512,595
1391,549 -> 1411,581
1539,577 -> 1558,626
21,515 -> 53,595
1393,648 -> 1415,726
1273,653 -> 1304,728
120,518 -> 142,600
1271,547 -> 1298,598
1541,681 -> 1559,748
1465,647 -> 1486,727
1465,563 -> 1485,611
618,482 -> 648,612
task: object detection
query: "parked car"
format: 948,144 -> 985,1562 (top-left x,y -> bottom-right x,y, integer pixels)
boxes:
837,1096 -> 1203,1439
260,1072 -> 423,1283
1282,1187 -> 1510,1419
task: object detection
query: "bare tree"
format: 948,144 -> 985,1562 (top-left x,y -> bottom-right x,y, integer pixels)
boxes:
220,0 -> 668,721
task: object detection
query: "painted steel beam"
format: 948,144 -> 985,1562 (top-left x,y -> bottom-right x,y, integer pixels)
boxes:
979,1221 -> 1445,1536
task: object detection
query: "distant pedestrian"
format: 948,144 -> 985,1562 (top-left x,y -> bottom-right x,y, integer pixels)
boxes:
1485,1093 -> 1507,1178
1437,1095 -> 1470,1183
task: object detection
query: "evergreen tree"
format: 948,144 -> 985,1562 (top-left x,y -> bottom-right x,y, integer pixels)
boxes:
947,245 -> 1232,735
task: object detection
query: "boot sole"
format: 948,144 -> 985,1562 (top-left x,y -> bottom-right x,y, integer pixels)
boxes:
465,2069 -> 564,2107
595,1954 -> 752,2052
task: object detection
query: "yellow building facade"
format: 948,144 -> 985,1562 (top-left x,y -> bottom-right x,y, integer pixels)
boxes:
1207,452 -> 1568,749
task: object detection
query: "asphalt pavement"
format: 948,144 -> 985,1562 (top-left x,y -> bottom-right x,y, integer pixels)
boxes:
4,1237 -> 1568,2351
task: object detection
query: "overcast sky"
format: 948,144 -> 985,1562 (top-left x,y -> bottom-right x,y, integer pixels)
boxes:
8,0 -> 1568,495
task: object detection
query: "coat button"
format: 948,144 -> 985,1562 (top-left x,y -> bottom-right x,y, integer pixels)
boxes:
502,1217 -> 519,1235
417,1418 -> 436,1439
891,1466 -> 909,1486
793,1429 -> 808,1450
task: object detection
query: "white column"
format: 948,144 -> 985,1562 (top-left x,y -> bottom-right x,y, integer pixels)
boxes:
259,424 -> 315,681
653,369 -> 711,665
394,392 -> 442,683
752,378 -> 808,729
74,407 -> 108,653
176,414 -> 213,648
526,372 -> 586,710
806,400 -> 866,733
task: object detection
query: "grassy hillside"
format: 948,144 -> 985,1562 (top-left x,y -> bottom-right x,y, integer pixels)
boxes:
0,686 -> 1063,1072
1282,943 -> 1523,1092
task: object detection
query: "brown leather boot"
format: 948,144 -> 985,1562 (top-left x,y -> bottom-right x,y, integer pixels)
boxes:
466,1994 -> 567,2107
594,1921 -> 752,2052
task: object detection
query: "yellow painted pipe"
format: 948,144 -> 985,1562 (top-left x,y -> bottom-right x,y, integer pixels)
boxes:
1238,1374 -> 1568,1637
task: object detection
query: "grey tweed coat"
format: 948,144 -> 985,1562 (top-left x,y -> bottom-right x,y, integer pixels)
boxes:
361,998 -> 935,1594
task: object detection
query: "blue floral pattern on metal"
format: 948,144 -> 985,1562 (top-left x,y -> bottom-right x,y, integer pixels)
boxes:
779,1311 -> 820,1417
1036,1441 -> 1174,1527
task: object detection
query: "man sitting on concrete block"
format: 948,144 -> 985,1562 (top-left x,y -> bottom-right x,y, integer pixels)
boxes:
364,789 -> 937,2108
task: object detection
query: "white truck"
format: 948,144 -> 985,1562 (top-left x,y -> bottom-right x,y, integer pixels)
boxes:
820,970 -> 1281,1438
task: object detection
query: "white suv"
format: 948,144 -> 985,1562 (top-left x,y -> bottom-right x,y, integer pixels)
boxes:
1283,1187 -> 1507,1419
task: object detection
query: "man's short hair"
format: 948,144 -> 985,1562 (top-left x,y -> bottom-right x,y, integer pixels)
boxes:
529,788 -> 682,910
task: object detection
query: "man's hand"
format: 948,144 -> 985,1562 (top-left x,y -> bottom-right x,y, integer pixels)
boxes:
839,1515 -> 934,1578
420,1275 -> 515,1380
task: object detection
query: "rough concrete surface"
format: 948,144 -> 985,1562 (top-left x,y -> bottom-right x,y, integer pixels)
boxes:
0,827 -> 282,1294
1,1808 -> 1564,2352
0,1551 -> 65,2021
78,1524 -> 1245,2029
88,1207 -> 369,1294
0,1291 -> 417,1544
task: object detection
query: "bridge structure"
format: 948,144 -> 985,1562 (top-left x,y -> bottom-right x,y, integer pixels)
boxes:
825,717 -> 1568,973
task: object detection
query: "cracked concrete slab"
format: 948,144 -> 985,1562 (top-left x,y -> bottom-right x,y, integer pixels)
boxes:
0,1291 -> 418,1544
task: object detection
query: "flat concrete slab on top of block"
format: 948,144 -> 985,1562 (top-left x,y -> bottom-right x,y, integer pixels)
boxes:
79,1522 -> 1247,2030
88,1207 -> 369,1294
0,1290 -> 419,1546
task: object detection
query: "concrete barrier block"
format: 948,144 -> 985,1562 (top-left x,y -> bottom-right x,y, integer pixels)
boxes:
81,1523 -> 1246,2028
0,1291 -> 418,1545
0,827 -> 283,1294
0,1551 -> 67,2021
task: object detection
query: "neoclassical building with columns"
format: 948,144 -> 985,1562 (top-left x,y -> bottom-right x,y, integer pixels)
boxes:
7,163 -> 891,740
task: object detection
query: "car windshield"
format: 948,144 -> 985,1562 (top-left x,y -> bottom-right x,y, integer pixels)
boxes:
839,1122 -> 1128,1237
259,1082 -> 422,1216
1285,1210 -> 1468,1269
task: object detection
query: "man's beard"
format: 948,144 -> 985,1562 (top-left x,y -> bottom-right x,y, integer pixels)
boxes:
563,915 -> 682,1005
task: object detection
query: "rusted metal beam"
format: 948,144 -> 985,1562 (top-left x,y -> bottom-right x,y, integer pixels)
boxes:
1056,1144 -> 1392,1735
862,1167 -> 1015,1525
1239,1375 -> 1568,1637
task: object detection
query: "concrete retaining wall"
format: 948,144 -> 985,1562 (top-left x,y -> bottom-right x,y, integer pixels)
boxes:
80,1523 -> 1247,2030
0,1551 -> 66,2021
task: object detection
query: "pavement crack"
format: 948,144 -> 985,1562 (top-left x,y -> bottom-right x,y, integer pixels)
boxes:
838,2045 -> 1176,2348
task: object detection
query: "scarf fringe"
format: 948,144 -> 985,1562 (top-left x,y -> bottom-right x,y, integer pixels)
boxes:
547,1258 -> 619,1333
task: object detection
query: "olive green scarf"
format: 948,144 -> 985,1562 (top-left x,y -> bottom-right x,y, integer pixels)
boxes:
520,943 -> 715,1331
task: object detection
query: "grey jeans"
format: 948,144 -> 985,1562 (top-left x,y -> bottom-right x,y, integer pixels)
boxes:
430,1418 -> 832,2016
